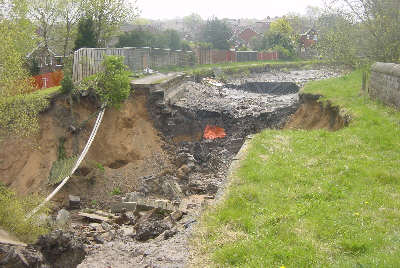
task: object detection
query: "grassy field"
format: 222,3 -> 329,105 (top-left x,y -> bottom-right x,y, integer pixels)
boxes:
192,70 -> 400,267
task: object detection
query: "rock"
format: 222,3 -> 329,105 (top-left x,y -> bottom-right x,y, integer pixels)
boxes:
101,222 -> 112,232
35,230 -> 86,268
133,208 -> 173,241
183,219 -> 197,229
78,212 -> 111,223
69,195 -> 80,209
134,220 -> 171,242
93,235 -> 104,244
123,191 -> 145,202
0,244 -> 44,268
55,209 -> 70,227
110,202 -> 137,214
120,226 -> 135,238
88,223 -> 103,232
163,228 -> 178,240
170,211 -> 183,222
99,231 -> 115,242
114,213 -> 131,225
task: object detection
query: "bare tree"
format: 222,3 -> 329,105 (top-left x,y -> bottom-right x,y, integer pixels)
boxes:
82,0 -> 140,47
59,0 -> 82,56
29,0 -> 60,52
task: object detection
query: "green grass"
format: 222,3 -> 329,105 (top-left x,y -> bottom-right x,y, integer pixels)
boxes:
33,85 -> 61,97
192,70 -> 400,267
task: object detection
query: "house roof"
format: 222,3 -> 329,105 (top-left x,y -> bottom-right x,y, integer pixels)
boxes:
238,28 -> 259,43
301,28 -> 318,36
26,43 -> 60,58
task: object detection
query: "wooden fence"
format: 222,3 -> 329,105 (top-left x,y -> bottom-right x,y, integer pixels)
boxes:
73,47 -> 150,82
73,47 -> 280,83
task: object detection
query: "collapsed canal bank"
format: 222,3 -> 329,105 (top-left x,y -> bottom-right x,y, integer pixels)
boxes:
0,68 -> 342,267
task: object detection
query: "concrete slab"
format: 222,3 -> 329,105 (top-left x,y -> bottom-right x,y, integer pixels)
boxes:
131,73 -> 179,86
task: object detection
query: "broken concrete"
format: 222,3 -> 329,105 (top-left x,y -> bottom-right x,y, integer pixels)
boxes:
69,195 -> 81,209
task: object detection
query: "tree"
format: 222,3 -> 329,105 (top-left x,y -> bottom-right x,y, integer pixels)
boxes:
255,18 -> 296,59
324,0 -> 400,63
163,29 -> 181,50
116,28 -> 185,50
29,0 -> 61,55
316,12 -> 360,65
286,13 -> 312,34
117,28 -> 152,48
74,17 -> 97,50
58,0 -> 82,56
82,0 -> 139,47
201,18 -> 232,50
183,13 -> 203,41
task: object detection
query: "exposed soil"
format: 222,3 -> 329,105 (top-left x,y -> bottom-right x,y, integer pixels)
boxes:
0,90 -> 173,208
285,93 -> 350,131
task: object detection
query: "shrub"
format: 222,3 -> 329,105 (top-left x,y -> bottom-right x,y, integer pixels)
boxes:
0,185 -> 50,243
96,55 -> 131,108
0,94 -> 49,137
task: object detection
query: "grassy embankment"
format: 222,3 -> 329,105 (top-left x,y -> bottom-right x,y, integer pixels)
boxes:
192,69 -> 400,267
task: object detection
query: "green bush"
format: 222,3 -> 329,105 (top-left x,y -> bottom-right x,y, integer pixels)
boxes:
0,94 -> 49,137
0,185 -> 49,243
96,55 -> 131,108
272,45 -> 294,60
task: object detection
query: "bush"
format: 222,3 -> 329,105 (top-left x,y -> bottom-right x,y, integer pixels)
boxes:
272,45 -> 294,60
0,94 -> 49,137
96,55 -> 131,108
0,185 -> 50,243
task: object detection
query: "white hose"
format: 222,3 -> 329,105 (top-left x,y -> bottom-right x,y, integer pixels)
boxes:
26,107 -> 106,219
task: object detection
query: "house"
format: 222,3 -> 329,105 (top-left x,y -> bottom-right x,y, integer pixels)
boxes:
298,28 -> 318,58
231,26 -> 260,48
299,28 -> 318,49
26,43 -> 64,75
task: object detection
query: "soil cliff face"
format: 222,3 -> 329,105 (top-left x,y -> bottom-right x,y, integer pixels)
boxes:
0,91 -> 172,202
285,93 -> 350,131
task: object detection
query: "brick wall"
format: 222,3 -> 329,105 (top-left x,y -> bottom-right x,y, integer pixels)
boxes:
369,62 -> 400,108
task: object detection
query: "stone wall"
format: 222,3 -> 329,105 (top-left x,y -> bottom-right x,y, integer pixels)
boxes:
369,62 -> 400,108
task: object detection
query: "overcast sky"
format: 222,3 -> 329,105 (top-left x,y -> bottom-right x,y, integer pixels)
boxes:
136,0 -> 326,20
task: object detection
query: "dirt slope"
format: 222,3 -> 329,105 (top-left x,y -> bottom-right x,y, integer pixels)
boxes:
0,91 -> 173,206
285,93 -> 349,131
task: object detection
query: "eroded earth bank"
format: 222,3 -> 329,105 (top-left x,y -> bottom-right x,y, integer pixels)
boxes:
0,68 -> 342,267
